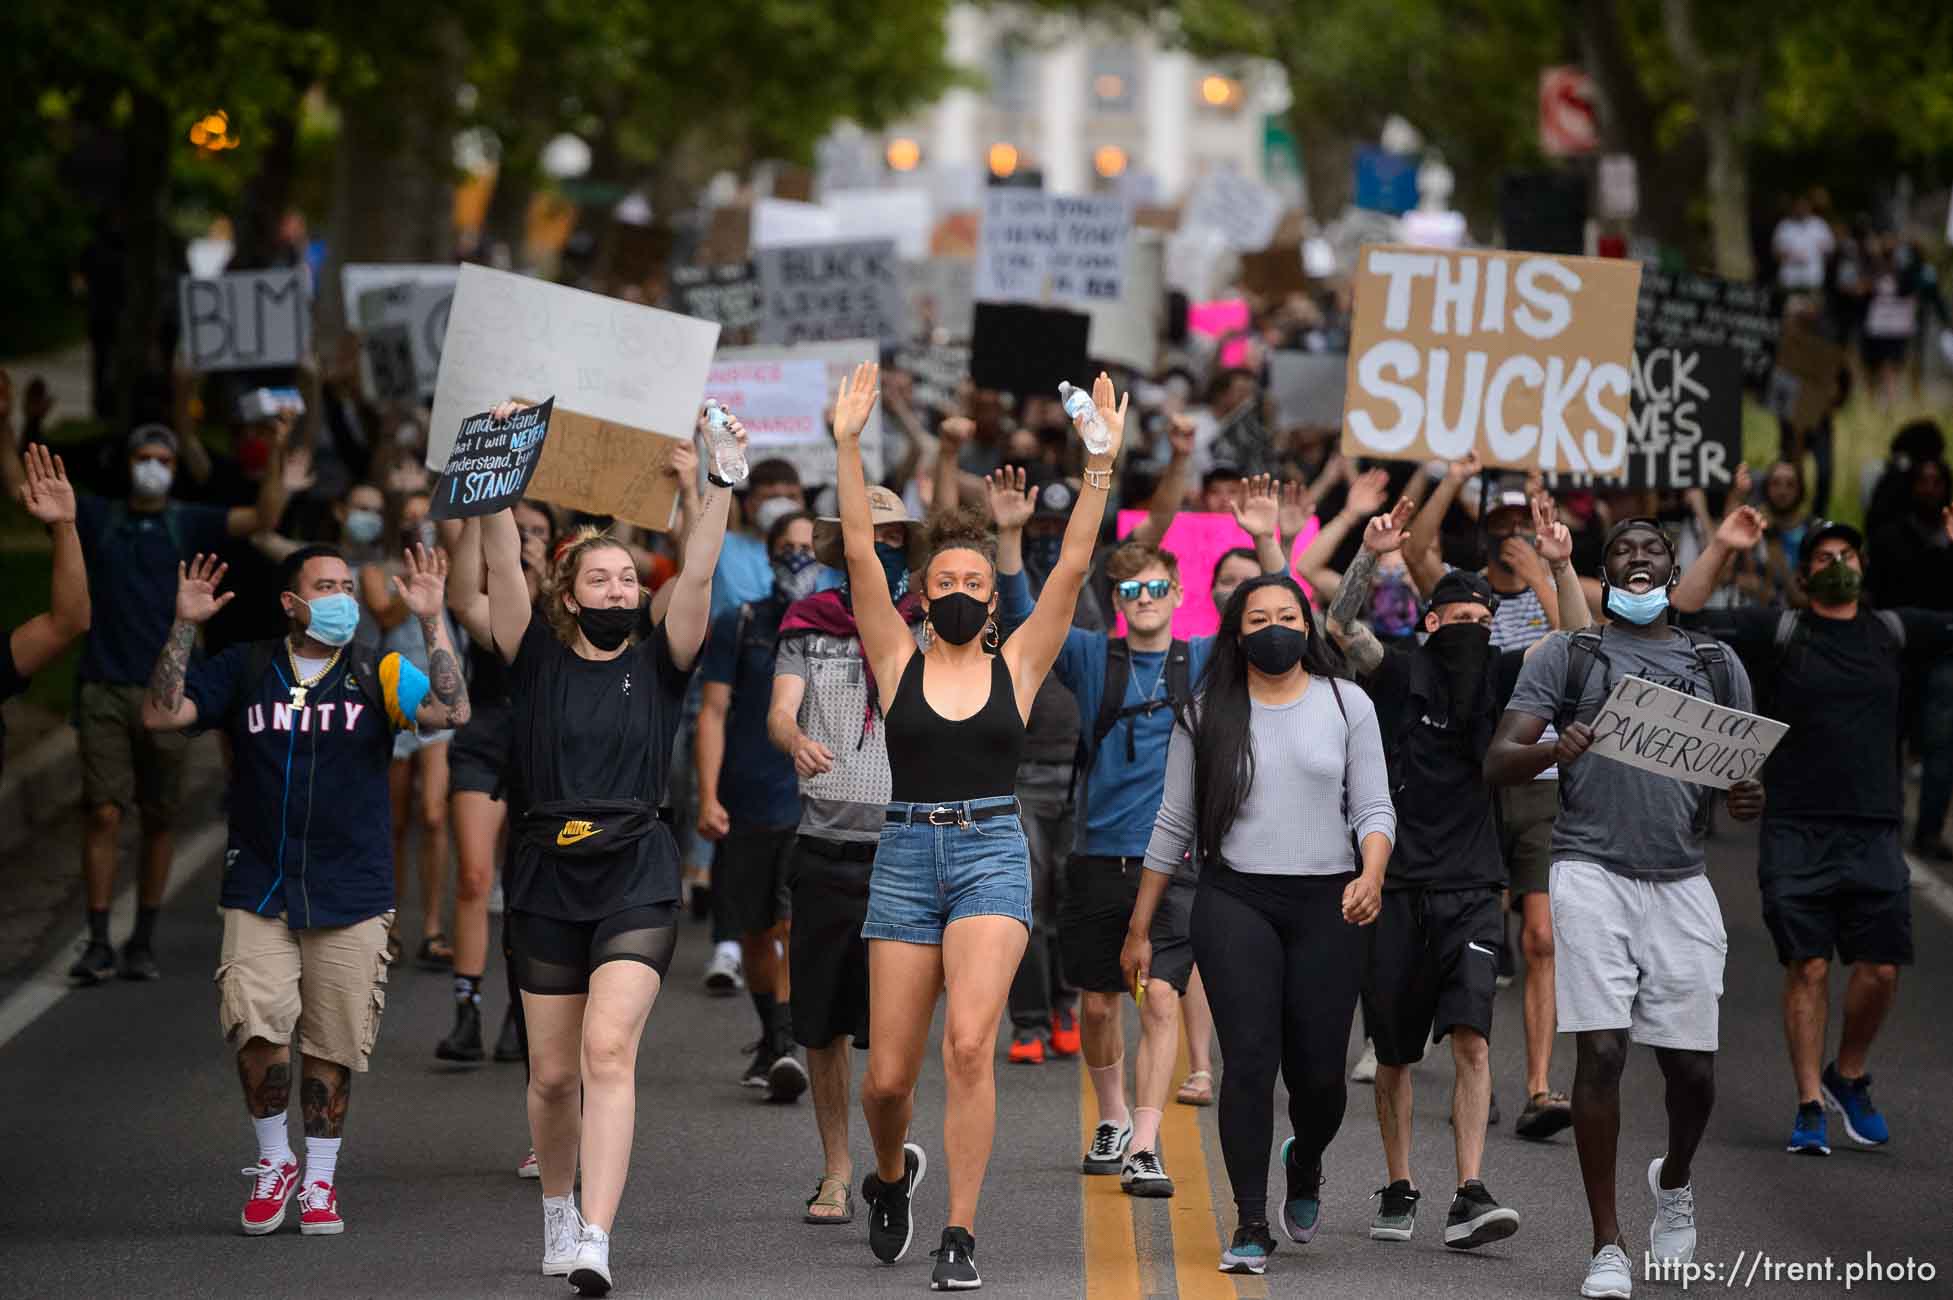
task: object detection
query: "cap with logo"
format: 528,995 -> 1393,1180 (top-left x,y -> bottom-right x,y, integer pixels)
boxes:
813,484 -> 928,572
1798,519 -> 1864,572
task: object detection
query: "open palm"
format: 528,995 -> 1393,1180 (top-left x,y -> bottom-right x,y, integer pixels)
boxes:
176,554 -> 235,624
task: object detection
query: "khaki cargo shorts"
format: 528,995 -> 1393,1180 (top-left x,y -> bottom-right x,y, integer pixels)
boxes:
77,682 -> 192,820
215,907 -> 396,1072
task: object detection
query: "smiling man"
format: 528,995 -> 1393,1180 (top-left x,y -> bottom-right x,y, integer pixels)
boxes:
1486,517 -> 1761,1300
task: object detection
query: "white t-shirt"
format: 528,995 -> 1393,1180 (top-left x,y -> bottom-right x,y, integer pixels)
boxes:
1773,216 -> 1834,290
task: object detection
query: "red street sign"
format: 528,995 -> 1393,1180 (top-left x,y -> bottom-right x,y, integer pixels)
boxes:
1539,66 -> 1599,157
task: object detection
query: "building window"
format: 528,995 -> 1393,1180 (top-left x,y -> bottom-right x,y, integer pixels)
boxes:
990,38 -> 1031,113
1091,45 -> 1137,113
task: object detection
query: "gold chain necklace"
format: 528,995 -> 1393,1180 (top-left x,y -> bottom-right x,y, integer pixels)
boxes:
285,642 -> 342,708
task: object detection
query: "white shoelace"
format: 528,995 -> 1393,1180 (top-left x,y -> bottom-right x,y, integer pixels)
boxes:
297,1182 -> 333,1212
241,1162 -> 289,1199
545,1203 -> 582,1253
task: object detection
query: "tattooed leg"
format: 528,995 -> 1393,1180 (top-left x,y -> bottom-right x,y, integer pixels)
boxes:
237,1039 -> 292,1118
300,1058 -> 352,1138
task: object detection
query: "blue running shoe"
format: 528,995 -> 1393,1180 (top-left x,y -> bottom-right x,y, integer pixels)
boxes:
1278,1137 -> 1322,1244
1219,1221 -> 1275,1275
1821,1063 -> 1890,1146
1787,1101 -> 1830,1156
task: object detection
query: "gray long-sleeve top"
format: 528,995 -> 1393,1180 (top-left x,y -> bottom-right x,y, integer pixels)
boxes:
1142,677 -> 1396,876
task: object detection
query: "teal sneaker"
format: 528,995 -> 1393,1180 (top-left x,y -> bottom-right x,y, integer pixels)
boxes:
1219,1220 -> 1275,1275
1278,1138 -> 1322,1244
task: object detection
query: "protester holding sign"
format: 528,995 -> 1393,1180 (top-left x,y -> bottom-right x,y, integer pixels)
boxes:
1675,505 -> 1953,1157
1487,517 -> 1761,1300
475,399 -> 743,1295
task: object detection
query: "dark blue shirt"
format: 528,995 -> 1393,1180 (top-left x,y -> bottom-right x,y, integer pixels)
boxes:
186,643 -> 428,930
700,595 -> 800,827
75,494 -> 230,684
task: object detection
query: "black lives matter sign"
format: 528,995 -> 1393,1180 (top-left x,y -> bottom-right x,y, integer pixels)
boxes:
1622,345 -> 1742,489
755,238 -> 904,346
1635,270 -> 1780,385
430,397 -> 555,520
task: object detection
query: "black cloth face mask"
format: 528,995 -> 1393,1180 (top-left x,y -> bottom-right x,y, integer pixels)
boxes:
574,603 -> 638,651
1426,621 -> 1492,715
1241,624 -> 1305,674
926,592 -> 990,645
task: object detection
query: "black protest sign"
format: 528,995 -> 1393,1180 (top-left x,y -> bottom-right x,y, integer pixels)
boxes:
1635,270 -> 1781,386
969,303 -> 1089,397
1621,345 -> 1742,489
673,262 -> 762,342
363,324 -> 417,403
897,343 -> 972,417
1499,172 -> 1587,255
430,398 -> 556,520
755,238 -> 905,346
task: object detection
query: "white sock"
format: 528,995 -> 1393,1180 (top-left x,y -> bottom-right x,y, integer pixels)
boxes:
714,939 -> 741,965
253,1114 -> 293,1166
305,1136 -> 341,1187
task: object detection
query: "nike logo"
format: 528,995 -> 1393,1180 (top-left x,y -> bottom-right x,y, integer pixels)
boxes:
556,820 -> 602,846
1467,942 -> 1496,958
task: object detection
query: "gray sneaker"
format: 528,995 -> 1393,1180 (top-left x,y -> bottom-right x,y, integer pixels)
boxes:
1646,1156 -> 1697,1266
1581,1243 -> 1633,1298
1369,1179 -> 1419,1242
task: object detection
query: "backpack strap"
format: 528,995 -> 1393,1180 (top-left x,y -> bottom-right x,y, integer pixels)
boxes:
1164,638 -> 1193,721
1327,676 -> 1358,858
227,641 -> 281,730
1874,608 -> 1905,650
229,640 -> 387,730
1683,631 -> 1735,709
1555,629 -> 1607,730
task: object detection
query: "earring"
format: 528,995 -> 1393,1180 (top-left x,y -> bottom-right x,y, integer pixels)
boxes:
983,618 -> 1000,650
919,620 -> 935,652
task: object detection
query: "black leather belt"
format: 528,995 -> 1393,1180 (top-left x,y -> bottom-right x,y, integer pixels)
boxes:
883,798 -> 1020,827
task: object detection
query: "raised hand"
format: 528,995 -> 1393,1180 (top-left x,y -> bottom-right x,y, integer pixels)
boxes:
282,443 -> 316,495
1362,496 -> 1417,554
938,414 -> 974,452
393,543 -> 450,619
1500,535 -> 1549,588
832,361 -> 880,445
668,437 -> 698,484
1715,504 -> 1764,551
1532,491 -> 1572,565
1166,412 -> 1196,460
1087,371 -> 1128,460
1344,467 -> 1391,519
1232,473 -> 1280,539
985,466 -> 1034,532
1277,479 -> 1315,541
175,554 -> 235,624
18,443 -> 76,525
1732,462 -> 1752,502
1447,450 -> 1483,483
696,405 -> 750,454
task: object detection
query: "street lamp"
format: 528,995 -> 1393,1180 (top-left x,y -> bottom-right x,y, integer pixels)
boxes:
1093,145 -> 1127,179
886,137 -> 922,172
1199,75 -> 1241,109
988,142 -> 1019,178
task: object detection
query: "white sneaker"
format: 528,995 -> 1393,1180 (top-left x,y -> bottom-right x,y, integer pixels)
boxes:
568,1224 -> 612,1295
1581,1243 -> 1633,1298
703,941 -> 744,996
542,1197 -> 584,1276
1350,1039 -> 1379,1084
516,1148 -> 539,1179
1646,1156 -> 1696,1265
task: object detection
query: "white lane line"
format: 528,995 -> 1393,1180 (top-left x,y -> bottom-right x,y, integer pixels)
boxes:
1906,851 -> 1953,925
0,822 -> 227,1051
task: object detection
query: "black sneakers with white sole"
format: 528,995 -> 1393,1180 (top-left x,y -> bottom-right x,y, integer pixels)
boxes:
1443,1179 -> 1520,1249
929,1227 -> 980,1290
864,1142 -> 927,1264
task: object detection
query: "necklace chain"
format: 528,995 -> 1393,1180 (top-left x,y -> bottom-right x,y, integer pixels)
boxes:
286,642 -> 342,689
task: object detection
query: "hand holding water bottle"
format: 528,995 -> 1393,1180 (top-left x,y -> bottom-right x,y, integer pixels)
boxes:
697,400 -> 750,486
1061,372 -> 1126,463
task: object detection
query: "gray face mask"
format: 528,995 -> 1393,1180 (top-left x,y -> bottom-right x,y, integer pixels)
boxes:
752,495 -> 800,535
130,459 -> 174,499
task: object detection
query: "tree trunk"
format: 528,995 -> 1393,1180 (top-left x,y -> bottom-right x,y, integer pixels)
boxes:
232,110 -> 301,270
1702,115 -> 1753,280
109,92 -> 172,434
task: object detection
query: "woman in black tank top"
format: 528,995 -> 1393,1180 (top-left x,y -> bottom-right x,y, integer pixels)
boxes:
829,362 -> 1128,1286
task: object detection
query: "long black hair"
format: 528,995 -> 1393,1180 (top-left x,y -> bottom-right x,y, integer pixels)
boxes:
1188,573 -> 1347,869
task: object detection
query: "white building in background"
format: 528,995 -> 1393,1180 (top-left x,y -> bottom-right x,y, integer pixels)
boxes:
819,4 -> 1294,209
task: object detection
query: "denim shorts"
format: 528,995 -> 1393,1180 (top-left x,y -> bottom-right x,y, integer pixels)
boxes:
863,798 -> 1032,945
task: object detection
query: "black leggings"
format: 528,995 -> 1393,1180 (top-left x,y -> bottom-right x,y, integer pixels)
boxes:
1190,868 -> 1365,1224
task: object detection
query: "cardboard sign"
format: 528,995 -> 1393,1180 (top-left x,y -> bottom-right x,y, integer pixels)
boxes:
975,190 -> 1131,306
340,263 -> 456,326
1768,323 -> 1846,436
970,303 -> 1090,398
178,269 -> 311,372
716,338 -> 884,484
363,324 -> 417,403
1340,244 -> 1642,473
1268,351 -> 1348,432
1086,235 -> 1163,372
825,188 -> 933,260
430,398 -> 555,520
1181,169 -> 1282,252
1621,345 -> 1742,489
1635,270 -> 1781,385
356,282 -> 453,398
1586,676 -> 1787,790
427,263 -> 720,476
672,262 -> 763,340
900,257 -> 976,341
1240,244 -> 1309,297
527,408 -> 683,533
755,238 -> 904,346
1113,510 -> 1322,638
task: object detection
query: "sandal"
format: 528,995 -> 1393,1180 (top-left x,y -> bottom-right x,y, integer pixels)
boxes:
1176,1070 -> 1215,1107
416,934 -> 454,971
803,1174 -> 854,1225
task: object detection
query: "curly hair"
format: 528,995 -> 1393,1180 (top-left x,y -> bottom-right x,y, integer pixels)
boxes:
922,504 -> 998,582
544,525 -> 637,646
1106,539 -> 1179,585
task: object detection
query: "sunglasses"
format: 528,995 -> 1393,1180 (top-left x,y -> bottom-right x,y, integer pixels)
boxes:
1116,579 -> 1173,601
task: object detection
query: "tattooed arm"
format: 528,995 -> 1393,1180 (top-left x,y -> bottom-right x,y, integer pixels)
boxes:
144,553 -> 233,731
396,544 -> 471,729
1324,499 -> 1415,679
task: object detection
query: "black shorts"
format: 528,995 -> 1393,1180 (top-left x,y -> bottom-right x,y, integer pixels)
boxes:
507,904 -> 677,995
1759,820 -> 1914,967
788,837 -> 873,1050
1362,886 -> 1502,1067
1058,855 -> 1195,996
718,824 -> 797,934
449,703 -> 511,798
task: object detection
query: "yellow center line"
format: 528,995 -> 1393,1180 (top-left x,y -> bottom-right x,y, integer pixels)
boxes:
1079,1039 -> 1139,1299
1161,1020 -> 1244,1300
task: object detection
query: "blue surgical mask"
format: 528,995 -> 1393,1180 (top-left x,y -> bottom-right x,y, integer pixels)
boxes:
343,508 -> 382,546
1605,585 -> 1671,625
298,593 -> 361,647
874,541 -> 910,601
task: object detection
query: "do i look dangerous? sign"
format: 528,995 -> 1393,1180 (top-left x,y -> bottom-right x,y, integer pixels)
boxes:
1586,676 -> 1787,790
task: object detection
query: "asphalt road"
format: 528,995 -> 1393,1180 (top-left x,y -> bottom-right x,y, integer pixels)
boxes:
2,817 -> 1949,1299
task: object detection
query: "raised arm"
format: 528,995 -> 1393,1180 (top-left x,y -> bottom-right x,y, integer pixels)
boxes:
170,364 -> 214,486
1531,491 -> 1590,632
9,444 -> 91,675
481,504 -> 533,664
1673,504 -> 1763,614
1129,413 -> 1195,547
648,438 -> 698,626
226,412 -> 294,537
1405,452 -> 1477,592
830,362 -> 916,696
143,554 -> 234,732
1230,473 -> 1291,576
1297,467 -> 1390,599
655,411 -> 738,671
1003,372 -> 1126,716
396,543 -> 471,729
443,517 -> 494,645
1324,496 -> 1416,677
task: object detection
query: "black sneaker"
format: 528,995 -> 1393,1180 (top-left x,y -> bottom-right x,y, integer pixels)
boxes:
1444,1179 -> 1520,1249
436,999 -> 485,1061
1219,1220 -> 1276,1275
493,1007 -> 524,1063
740,1041 -> 774,1089
766,1051 -> 809,1103
863,1142 -> 927,1264
118,944 -> 161,981
1369,1180 -> 1420,1242
1514,1090 -> 1573,1140
929,1227 -> 980,1291
69,941 -> 116,984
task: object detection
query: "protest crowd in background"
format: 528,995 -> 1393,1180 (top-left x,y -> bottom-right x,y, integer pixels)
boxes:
3,159 -> 1953,1299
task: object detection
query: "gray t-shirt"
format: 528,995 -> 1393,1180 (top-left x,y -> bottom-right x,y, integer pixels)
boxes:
1144,677 -> 1396,877
1505,628 -> 1753,881
774,625 -> 920,842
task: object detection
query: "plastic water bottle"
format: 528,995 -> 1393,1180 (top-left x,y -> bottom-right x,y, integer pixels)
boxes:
703,400 -> 748,485
1058,381 -> 1110,454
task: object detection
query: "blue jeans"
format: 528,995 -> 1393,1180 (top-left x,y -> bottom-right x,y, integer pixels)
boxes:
863,798 -> 1032,945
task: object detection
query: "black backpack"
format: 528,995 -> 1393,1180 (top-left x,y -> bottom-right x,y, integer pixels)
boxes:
226,638 -> 388,730
1553,625 -> 1736,731
1077,637 -> 1194,784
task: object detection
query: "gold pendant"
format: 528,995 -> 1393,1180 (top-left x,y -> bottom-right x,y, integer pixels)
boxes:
289,686 -> 308,708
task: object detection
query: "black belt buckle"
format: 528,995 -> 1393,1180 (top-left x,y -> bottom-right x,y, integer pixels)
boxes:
926,805 -> 968,828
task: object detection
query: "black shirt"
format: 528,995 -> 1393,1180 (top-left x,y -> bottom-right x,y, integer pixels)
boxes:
1363,643 -> 1522,891
1708,606 -> 1953,823
0,628 -> 29,785
505,612 -> 694,919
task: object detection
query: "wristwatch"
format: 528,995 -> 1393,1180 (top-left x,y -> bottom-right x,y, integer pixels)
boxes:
706,470 -> 736,489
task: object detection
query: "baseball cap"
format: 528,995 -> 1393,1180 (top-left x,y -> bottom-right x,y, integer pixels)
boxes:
1426,569 -> 1500,617
1798,519 -> 1863,572
1025,468 -> 1075,521
128,423 -> 179,456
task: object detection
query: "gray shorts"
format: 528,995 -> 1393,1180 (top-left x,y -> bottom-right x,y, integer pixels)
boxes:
1549,860 -> 1726,1052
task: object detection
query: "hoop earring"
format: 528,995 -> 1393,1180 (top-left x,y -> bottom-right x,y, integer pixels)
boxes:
919,620 -> 935,652
983,618 -> 1000,650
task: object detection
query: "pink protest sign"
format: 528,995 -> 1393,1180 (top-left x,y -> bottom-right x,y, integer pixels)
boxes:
1187,298 -> 1249,338
1113,510 -> 1321,638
